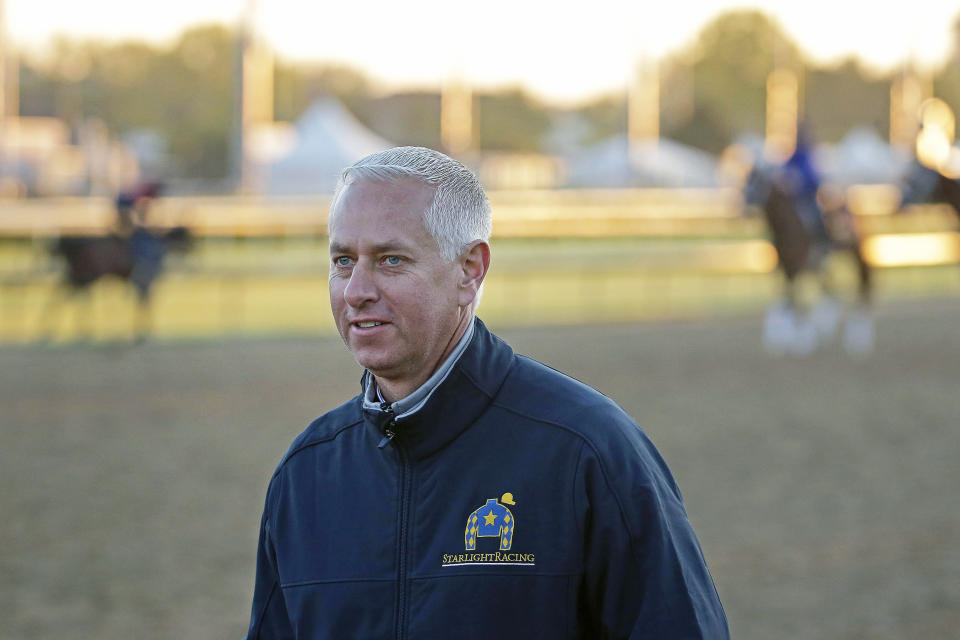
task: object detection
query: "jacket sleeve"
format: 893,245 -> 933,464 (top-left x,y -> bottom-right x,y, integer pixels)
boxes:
245,476 -> 295,640
574,417 -> 729,639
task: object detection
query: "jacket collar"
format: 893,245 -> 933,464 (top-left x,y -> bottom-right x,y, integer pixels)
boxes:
361,317 -> 514,461
361,319 -> 475,419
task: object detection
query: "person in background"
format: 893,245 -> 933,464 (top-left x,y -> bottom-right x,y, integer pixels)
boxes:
782,122 -> 829,244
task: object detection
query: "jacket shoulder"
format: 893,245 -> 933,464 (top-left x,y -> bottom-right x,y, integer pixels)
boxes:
277,395 -> 364,469
496,353 -> 682,497
497,355 -> 636,434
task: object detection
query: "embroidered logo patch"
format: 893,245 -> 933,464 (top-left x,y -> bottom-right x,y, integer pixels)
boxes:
441,492 -> 535,567
465,496 -> 514,550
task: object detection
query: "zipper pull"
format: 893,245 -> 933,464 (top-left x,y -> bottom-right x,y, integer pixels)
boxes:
377,402 -> 396,448
378,425 -> 396,449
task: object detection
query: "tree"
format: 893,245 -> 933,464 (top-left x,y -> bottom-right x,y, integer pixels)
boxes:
804,59 -> 890,142
574,95 -> 627,146
671,10 -> 804,151
475,88 -> 553,152
18,26 -> 237,180
354,92 -> 441,148
274,62 -> 372,123
16,10 -> 944,183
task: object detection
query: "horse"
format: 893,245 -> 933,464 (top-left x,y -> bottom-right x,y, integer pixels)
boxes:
898,159 -> 960,220
742,163 -> 874,355
43,226 -> 191,341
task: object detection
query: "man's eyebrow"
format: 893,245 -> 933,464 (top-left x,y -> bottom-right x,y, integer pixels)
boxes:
370,241 -> 414,253
328,240 -> 413,255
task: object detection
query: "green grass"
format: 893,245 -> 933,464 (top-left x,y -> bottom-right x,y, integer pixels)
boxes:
2,236 -> 959,344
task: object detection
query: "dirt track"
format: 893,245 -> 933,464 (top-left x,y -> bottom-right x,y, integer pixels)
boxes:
2,298 -> 959,639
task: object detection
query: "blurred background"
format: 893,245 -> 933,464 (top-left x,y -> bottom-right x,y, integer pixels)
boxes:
1,1 -> 958,638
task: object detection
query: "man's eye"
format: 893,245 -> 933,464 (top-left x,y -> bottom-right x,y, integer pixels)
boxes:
384,256 -> 402,265
334,256 -> 352,267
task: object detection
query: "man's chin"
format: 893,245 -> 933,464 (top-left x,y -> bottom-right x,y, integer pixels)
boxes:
351,348 -> 399,376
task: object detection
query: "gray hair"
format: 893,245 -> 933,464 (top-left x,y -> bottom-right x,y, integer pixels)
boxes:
330,146 -> 492,261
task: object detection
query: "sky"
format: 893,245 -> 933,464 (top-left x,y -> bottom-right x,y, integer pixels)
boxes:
4,0 -> 959,104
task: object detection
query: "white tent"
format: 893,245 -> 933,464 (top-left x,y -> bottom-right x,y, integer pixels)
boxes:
563,134 -> 720,188
818,126 -> 911,186
263,98 -> 393,195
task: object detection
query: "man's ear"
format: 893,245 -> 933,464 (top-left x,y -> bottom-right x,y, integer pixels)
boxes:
457,240 -> 490,308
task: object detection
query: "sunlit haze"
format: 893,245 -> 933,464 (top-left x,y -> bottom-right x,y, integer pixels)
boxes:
5,0 -> 960,103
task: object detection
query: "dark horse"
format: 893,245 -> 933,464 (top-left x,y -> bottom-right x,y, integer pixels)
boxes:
45,226 -> 191,341
743,164 -> 874,355
899,159 -> 960,221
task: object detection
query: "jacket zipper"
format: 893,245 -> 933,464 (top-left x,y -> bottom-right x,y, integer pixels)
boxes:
378,402 -> 396,448
378,403 -> 411,640
395,436 -> 411,640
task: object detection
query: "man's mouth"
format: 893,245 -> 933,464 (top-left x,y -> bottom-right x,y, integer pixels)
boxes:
355,321 -> 383,328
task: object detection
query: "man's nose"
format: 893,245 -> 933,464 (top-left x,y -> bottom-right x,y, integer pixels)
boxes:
343,262 -> 379,307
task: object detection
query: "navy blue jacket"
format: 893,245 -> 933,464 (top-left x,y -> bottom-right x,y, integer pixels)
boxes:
246,319 -> 728,639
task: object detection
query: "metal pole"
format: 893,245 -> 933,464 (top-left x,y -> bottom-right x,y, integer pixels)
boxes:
0,0 -> 7,189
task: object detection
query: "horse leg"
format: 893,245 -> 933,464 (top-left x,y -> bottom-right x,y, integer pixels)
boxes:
842,243 -> 875,356
763,274 -> 816,355
129,255 -> 163,343
851,242 -> 872,306
35,281 -> 94,342
782,274 -> 798,309
763,275 -> 789,355
843,308 -> 874,356
134,298 -> 151,343
74,288 -> 97,342
788,276 -> 818,355
131,281 -> 153,343
810,259 -> 841,341
34,282 -> 69,342
761,189 -> 818,355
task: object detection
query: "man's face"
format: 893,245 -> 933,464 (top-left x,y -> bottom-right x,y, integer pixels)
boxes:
328,177 -> 468,390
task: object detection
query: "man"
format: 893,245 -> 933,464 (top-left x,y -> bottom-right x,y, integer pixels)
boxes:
245,147 -> 728,639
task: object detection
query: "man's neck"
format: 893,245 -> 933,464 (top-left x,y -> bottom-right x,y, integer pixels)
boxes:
376,380 -> 409,405
376,313 -> 474,404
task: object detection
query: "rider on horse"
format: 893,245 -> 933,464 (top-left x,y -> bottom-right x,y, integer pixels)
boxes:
115,181 -> 167,302
782,124 -> 830,245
